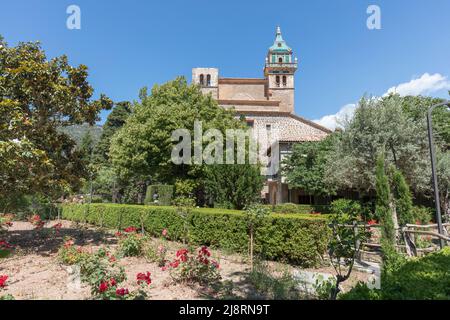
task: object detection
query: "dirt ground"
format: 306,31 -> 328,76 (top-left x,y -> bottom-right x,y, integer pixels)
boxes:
0,221 -> 370,300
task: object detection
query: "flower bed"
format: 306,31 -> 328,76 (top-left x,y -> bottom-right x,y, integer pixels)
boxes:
60,204 -> 330,267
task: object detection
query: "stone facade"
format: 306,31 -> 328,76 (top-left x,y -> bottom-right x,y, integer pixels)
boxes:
192,27 -> 331,204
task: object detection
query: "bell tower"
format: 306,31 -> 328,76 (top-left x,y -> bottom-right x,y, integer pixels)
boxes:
264,26 -> 298,113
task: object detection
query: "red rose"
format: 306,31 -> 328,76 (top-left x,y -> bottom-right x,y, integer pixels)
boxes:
136,272 -> 152,285
99,281 -> 109,293
124,227 -> 137,233
64,239 -> 75,248
110,278 -> 117,287
0,240 -> 13,249
116,288 -> 129,297
170,260 -> 180,268
176,249 -> 189,262
0,275 -> 8,288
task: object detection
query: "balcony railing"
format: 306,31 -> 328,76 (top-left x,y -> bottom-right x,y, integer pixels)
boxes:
265,62 -> 298,69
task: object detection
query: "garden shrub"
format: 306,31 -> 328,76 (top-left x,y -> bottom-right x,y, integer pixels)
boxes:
340,247 -> 450,300
57,237 -> 89,265
329,199 -> 361,217
271,203 -> 330,215
144,185 -> 174,206
117,227 -> 146,257
163,247 -> 221,285
411,206 -> 433,224
339,282 -> 381,300
61,204 -> 330,267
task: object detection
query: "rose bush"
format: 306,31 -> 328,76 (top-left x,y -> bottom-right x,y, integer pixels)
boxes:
57,237 -> 89,265
117,226 -> 146,257
0,240 -> 13,259
95,271 -> 152,300
29,214 -> 45,229
145,229 -> 168,267
163,246 -> 221,285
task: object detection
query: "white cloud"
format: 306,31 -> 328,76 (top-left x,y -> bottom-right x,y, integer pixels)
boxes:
384,73 -> 450,97
313,104 -> 357,131
314,73 -> 450,130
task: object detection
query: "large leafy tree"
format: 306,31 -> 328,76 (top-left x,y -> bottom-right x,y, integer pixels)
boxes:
0,36 -> 112,204
110,77 -> 262,207
282,134 -> 338,196
325,94 -> 450,219
396,94 -> 450,150
325,95 -> 431,196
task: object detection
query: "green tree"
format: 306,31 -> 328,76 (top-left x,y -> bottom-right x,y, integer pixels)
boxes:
395,94 -> 450,149
436,149 -> 450,220
110,77 -> 261,206
375,152 -> 405,274
80,130 -> 95,163
327,199 -> 368,300
88,101 -> 133,203
245,204 -> 270,270
94,101 -> 132,164
0,36 -> 112,205
282,134 -> 338,196
325,95 -> 431,197
375,152 -> 396,244
205,163 -> 264,210
392,169 -> 414,226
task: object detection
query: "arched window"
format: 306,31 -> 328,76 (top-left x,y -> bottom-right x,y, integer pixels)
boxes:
199,74 -> 204,86
282,76 -> 287,87
278,57 -> 283,63
275,76 -> 280,87
206,74 -> 211,86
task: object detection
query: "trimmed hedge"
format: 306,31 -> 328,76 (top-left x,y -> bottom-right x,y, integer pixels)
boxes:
266,203 -> 331,215
61,204 -> 330,267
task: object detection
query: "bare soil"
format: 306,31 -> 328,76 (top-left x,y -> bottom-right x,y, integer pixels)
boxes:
0,221 -> 369,300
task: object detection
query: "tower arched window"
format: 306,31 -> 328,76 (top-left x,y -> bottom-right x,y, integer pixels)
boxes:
275,76 -> 280,87
206,74 -> 211,87
282,76 -> 287,87
199,74 -> 204,86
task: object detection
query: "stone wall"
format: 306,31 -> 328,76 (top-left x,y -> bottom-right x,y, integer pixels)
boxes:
218,83 -> 266,101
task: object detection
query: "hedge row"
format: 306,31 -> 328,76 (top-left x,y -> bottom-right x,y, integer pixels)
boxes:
266,203 -> 331,214
61,204 -> 330,267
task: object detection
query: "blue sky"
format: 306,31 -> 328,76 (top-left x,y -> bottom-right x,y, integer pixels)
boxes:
1,0 -> 450,128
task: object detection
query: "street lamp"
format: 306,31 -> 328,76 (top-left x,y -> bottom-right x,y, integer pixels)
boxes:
427,100 -> 450,249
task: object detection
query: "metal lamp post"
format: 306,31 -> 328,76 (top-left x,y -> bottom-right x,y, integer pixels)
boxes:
426,100 -> 450,249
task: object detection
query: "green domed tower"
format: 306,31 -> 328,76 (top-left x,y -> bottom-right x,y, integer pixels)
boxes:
264,26 -> 298,113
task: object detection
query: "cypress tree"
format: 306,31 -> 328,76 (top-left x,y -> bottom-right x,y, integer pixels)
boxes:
392,170 -> 414,226
375,152 -> 395,244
